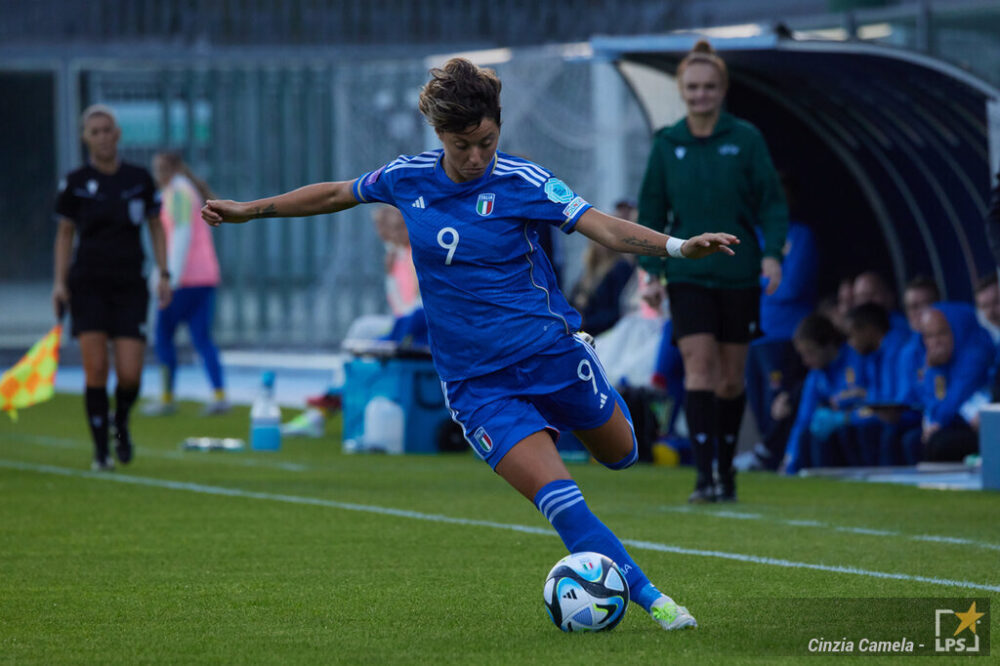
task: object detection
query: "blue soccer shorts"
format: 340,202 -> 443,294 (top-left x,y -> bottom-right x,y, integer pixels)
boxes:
442,332 -> 631,469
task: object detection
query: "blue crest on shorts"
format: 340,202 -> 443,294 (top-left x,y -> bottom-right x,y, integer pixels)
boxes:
472,426 -> 493,452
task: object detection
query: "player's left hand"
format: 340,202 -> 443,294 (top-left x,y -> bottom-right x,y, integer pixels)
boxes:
680,232 -> 739,259
761,256 -> 782,295
157,276 -> 173,309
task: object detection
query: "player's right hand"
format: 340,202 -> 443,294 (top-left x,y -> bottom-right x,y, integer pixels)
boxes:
201,200 -> 253,226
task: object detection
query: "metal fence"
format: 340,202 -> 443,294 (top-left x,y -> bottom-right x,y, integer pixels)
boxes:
14,51 -> 647,348
0,0 -> 829,47
3,0 -> 1000,348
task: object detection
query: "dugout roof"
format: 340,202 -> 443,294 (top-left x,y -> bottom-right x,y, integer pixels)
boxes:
592,32 -> 1000,301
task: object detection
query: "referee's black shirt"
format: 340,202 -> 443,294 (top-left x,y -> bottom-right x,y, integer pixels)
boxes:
55,162 -> 160,281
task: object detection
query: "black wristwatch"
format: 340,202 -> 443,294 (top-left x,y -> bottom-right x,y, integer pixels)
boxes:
159,269 -> 171,280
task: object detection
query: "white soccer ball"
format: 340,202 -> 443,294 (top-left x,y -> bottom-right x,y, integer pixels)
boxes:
543,551 -> 629,632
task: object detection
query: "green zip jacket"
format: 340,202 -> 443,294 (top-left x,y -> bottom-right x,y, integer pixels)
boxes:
636,112 -> 788,289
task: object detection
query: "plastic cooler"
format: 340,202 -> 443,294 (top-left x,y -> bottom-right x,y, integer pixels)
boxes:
341,354 -> 453,454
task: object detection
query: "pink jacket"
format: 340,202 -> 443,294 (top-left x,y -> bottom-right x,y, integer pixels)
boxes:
160,174 -> 220,288
386,245 -> 421,316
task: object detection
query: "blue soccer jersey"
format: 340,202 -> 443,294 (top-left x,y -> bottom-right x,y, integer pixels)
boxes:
353,149 -> 591,381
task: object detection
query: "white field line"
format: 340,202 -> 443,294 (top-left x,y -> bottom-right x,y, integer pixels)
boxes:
3,459 -> 999,594
659,505 -> 1000,553
9,432 -> 1000,553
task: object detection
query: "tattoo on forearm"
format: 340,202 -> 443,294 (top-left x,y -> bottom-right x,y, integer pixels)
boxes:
255,204 -> 277,217
621,236 -> 667,256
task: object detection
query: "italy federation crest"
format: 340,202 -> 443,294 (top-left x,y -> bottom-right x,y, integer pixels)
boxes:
476,193 -> 495,216
472,426 -> 493,452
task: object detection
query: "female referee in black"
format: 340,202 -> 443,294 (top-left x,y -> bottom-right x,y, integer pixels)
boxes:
637,41 -> 788,503
53,104 -> 171,470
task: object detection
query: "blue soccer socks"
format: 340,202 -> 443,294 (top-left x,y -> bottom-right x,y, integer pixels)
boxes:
534,479 -> 655,610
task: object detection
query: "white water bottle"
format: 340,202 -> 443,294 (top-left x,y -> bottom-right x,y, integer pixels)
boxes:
363,396 -> 404,454
250,371 -> 282,451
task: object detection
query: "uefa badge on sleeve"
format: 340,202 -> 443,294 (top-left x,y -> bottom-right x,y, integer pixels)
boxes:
476,193 -> 495,216
543,178 -> 574,204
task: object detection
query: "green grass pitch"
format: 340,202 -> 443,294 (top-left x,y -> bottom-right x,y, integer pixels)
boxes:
1,394 -> 997,664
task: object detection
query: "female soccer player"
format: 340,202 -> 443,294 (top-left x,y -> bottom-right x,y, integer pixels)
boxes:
53,105 -> 171,470
636,40 -> 789,503
202,58 -> 737,631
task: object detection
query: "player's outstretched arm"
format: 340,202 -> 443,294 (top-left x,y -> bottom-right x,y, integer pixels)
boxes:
201,180 -> 359,226
575,208 -> 738,259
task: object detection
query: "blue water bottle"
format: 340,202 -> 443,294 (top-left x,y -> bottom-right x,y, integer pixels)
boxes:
250,371 -> 282,451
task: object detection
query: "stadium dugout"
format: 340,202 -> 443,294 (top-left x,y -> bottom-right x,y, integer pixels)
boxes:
592,30 -> 1000,301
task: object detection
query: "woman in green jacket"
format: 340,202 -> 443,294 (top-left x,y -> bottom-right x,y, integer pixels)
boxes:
637,40 -> 788,503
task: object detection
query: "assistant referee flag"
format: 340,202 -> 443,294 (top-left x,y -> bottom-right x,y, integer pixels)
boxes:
0,324 -> 62,421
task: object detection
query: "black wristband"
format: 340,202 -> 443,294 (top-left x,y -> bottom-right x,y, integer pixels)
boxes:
159,269 -> 171,279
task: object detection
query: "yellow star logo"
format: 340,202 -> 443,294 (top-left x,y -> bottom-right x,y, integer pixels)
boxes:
953,602 -> 985,636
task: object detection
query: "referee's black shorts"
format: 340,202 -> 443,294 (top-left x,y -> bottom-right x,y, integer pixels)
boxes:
68,275 -> 149,341
667,282 -> 761,345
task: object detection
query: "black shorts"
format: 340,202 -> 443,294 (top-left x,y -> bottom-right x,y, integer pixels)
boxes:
667,282 -> 761,344
68,275 -> 149,340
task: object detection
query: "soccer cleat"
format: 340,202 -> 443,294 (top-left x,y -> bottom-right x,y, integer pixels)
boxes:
91,457 -> 115,472
305,392 -> 342,412
280,409 -> 326,438
716,473 -> 737,502
687,484 -> 716,504
113,424 -> 134,465
201,400 -> 231,416
141,401 -> 178,416
649,595 -> 697,630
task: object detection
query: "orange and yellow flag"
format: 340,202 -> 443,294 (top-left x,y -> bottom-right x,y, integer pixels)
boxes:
0,324 -> 62,421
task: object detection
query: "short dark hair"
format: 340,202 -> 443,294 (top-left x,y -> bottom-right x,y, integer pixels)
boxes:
975,272 -> 998,294
794,313 -> 844,348
418,58 -> 502,133
904,275 -> 940,300
846,302 -> 890,334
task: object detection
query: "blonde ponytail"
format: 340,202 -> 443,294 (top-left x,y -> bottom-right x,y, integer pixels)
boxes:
676,39 -> 729,89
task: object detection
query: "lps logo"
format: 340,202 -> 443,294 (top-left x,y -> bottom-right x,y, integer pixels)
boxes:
934,601 -> 985,653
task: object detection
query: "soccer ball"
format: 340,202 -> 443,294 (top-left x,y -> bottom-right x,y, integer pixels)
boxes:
543,552 -> 629,632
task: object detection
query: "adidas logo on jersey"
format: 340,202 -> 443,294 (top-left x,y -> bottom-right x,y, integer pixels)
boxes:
411,196 -> 426,209
599,393 -> 608,409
